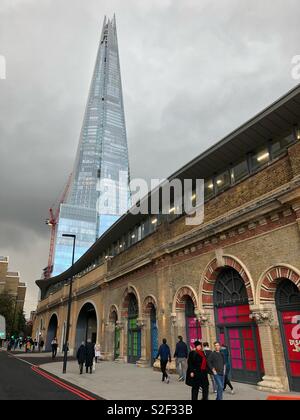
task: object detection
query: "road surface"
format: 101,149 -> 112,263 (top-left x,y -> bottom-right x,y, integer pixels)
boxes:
0,350 -> 100,400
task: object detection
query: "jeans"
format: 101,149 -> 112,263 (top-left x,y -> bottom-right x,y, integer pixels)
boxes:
160,360 -> 169,381
176,358 -> 187,379
209,374 -> 217,392
214,374 -> 224,400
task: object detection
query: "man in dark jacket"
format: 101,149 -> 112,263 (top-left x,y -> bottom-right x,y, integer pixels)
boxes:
77,342 -> 86,375
186,341 -> 209,400
156,338 -> 172,383
174,336 -> 188,381
85,339 -> 95,374
207,342 -> 226,400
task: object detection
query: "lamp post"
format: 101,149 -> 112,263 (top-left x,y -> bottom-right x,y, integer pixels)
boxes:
62,234 -> 76,374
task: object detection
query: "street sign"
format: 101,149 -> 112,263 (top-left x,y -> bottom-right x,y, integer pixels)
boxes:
0,315 -> 6,339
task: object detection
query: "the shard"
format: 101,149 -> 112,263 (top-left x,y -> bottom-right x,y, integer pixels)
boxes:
52,16 -> 130,276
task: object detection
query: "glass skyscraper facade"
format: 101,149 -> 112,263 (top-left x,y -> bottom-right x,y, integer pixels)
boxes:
52,16 -> 130,276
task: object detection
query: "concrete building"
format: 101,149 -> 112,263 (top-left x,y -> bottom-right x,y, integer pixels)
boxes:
34,84 -> 300,394
0,256 -> 26,313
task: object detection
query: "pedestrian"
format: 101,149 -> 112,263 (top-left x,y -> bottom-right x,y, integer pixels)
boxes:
207,342 -> 226,401
51,337 -> 58,359
155,338 -> 172,384
221,344 -> 235,395
85,339 -> 95,374
186,341 -> 209,400
33,339 -> 38,353
203,342 -> 217,394
95,343 -> 101,363
174,336 -> 188,382
77,342 -> 86,375
25,339 -> 31,353
39,339 -> 44,353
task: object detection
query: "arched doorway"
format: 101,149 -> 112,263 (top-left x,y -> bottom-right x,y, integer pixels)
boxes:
150,305 -> 159,365
214,268 -> 264,384
46,314 -> 58,352
276,279 -> 300,392
185,297 -> 202,349
75,303 -> 97,351
127,294 -> 141,364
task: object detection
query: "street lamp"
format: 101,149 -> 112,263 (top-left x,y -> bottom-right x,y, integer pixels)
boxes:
62,234 -> 76,374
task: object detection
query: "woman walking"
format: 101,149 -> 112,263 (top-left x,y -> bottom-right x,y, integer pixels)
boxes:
186,341 -> 209,400
77,342 -> 86,375
221,344 -> 234,394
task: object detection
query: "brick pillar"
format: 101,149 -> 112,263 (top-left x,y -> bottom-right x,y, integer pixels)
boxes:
250,307 -> 285,393
137,318 -> 150,367
115,321 -> 126,363
196,309 -> 216,346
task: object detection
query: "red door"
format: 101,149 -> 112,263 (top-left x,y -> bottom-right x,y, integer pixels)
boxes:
280,311 -> 300,392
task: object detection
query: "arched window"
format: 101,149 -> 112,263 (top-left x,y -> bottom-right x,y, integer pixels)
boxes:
214,268 -> 248,307
276,280 -> 300,309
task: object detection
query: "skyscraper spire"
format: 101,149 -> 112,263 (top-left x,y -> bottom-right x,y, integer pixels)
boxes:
52,16 -> 130,276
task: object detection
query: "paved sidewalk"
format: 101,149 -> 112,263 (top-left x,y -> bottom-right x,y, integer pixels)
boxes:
41,360 -> 271,400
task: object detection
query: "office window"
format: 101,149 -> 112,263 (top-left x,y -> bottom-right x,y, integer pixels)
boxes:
271,133 -> 295,159
231,160 -> 249,183
204,179 -> 215,201
251,147 -> 270,171
215,170 -> 231,194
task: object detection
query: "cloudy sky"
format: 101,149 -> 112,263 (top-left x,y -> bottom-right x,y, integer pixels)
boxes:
0,0 -> 299,316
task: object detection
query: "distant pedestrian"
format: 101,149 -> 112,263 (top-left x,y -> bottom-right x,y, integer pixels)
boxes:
85,339 -> 95,374
174,336 -> 188,382
39,339 -> 44,353
186,341 -> 209,400
156,338 -> 171,384
207,342 -> 226,401
51,338 -> 58,359
221,344 -> 234,395
77,342 -> 86,375
25,340 -> 31,353
95,343 -> 101,363
203,342 -> 217,394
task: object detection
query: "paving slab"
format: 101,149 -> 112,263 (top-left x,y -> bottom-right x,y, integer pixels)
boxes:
40,360 -> 273,401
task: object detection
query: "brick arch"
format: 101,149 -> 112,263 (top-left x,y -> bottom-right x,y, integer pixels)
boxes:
121,285 -> 142,319
173,285 -> 199,313
258,265 -> 300,305
142,295 -> 158,317
108,305 -> 119,323
200,256 -> 255,309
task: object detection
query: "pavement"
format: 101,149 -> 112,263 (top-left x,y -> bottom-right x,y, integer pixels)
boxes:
2,350 -> 300,401
0,349 -> 99,400
40,357 -> 273,400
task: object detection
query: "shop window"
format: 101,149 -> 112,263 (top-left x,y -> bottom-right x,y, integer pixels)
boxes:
251,147 -> 270,171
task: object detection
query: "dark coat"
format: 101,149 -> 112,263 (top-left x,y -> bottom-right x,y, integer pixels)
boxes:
77,345 -> 86,365
186,351 -> 209,388
174,341 -> 188,359
85,342 -> 95,367
156,344 -> 171,362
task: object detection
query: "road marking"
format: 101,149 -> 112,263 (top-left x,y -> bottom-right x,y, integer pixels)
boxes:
4,351 -> 97,401
31,366 -> 97,400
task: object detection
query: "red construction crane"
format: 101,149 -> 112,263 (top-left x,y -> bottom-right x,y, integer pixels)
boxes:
44,173 -> 72,279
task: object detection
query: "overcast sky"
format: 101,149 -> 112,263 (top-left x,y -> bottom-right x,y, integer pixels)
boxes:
0,0 -> 299,316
